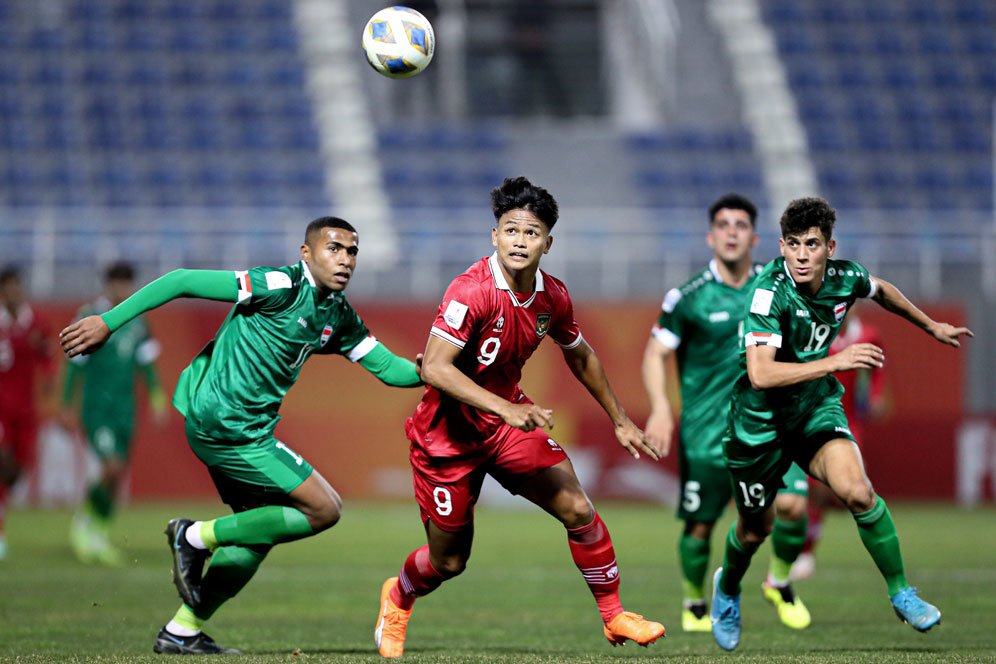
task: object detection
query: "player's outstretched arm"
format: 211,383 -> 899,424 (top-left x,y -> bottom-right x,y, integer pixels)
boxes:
871,277 -> 974,347
420,336 -> 553,432
357,342 -> 423,387
641,336 -> 675,457
746,343 -> 884,390
60,269 -> 236,357
563,340 -> 660,461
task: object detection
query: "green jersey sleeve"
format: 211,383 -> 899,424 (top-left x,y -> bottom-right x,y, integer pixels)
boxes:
237,266 -> 299,313
651,287 -> 686,350
743,274 -> 788,350
830,260 -> 875,299
102,269 -> 236,332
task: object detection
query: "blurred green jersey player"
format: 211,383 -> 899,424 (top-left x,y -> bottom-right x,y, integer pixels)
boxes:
63,261 -> 168,567
642,194 -> 810,633
59,217 -> 423,655
710,197 -> 972,652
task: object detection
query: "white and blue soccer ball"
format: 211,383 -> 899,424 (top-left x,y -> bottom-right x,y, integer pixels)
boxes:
361,6 -> 435,79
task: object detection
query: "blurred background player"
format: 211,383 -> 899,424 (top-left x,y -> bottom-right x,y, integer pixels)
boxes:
375,177 -> 665,659
62,261 -> 168,566
642,194 -> 811,632
791,300 -> 887,580
0,266 -> 55,560
710,197 -> 972,651
59,217 -> 423,655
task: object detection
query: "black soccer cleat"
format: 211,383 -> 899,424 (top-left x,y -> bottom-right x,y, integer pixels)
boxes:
153,626 -> 241,655
165,518 -> 210,609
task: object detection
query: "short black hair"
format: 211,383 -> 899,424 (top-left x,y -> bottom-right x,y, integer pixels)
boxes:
780,197 -> 836,242
104,261 -> 135,282
305,216 -> 357,245
709,193 -> 757,227
0,265 -> 20,285
490,176 -> 559,231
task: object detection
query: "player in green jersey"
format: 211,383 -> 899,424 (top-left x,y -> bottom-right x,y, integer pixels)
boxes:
710,197 -> 973,651
642,194 -> 811,632
59,217 -> 424,655
62,262 -> 168,566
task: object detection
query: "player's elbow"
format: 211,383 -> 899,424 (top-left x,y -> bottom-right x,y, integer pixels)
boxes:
746,365 -> 773,390
419,360 -> 446,390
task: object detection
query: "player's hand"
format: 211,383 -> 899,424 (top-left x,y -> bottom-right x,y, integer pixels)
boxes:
59,315 -> 111,357
501,403 -> 554,432
614,417 -> 660,461
643,408 -> 674,458
833,342 -> 885,371
928,322 -> 973,348
415,353 -> 424,377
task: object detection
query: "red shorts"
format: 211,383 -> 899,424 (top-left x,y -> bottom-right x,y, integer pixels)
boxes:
408,424 -> 569,532
0,409 -> 39,468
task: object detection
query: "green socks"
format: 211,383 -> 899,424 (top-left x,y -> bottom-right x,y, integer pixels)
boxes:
87,482 -> 115,520
679,534 -> 711,601
203,506 -> 314,549
770,516 -> 807,584
853,496 -> 908,596
720,523 -> 759,596
192,544 -> 271,621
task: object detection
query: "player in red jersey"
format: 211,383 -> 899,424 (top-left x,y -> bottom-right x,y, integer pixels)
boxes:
374,177 -> 666,658
791,302 -> 887,580
0,267 -> 55,559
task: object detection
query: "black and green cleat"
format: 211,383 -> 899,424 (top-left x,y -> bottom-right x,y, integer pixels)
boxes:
164,518 -> 210,609
153,627 -> 241,655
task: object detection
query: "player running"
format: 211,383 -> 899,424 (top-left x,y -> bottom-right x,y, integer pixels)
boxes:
374,177 -> 666,658
60,217 -> 423,655
0,266 -> 55,560
641,194 -> 811,633
62,262 -> 168,566
710,197 -> 971,651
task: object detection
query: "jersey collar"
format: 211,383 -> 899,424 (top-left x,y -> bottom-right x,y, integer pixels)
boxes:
708,259 -> 723,282
300,260 -> 341,301
488,252 -> 544,308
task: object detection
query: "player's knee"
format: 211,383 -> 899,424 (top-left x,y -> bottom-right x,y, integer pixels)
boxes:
307,492 -> 343,532
775,494 -> 807,522
839,481 -> 875,514
433,553 -> 468,578
559,495 -> 594,530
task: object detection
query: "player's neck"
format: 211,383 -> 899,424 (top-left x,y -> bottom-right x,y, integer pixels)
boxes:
498,262 -> 538,293
714,256 -> 752,288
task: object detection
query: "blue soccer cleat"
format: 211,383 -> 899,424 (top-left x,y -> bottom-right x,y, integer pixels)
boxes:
891,587 -> 941,633
711,567 -> 742,651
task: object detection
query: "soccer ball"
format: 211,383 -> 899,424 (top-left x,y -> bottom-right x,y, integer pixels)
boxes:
361,6 -> 435,79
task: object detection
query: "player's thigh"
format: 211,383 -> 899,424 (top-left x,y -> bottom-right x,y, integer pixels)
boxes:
677,454 -> 732,522
3,411 -> 38,468
410,450 -> 486,534
85,420 -> 134,464
725,434 -> 793,517
186,424 -> 314,512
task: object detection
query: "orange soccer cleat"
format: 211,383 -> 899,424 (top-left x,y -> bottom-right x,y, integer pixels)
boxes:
375,577 -> 413,658
603,611 -> 667,647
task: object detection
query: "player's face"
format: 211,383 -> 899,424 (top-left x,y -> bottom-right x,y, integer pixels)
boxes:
106,278 -> 134,306
780,227 -> 835,291
0,277 -> 24,309
707,208 -> 757,263
301,227 -> 359,293
491,209 -> 552,274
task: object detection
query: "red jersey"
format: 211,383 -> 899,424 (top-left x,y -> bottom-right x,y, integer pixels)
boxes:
0,303 -> 53,416
830,316 -> 885,420
409,254 -> 583,457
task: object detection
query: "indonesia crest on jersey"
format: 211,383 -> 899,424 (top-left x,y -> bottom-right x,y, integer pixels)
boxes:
409,254 -> 583,457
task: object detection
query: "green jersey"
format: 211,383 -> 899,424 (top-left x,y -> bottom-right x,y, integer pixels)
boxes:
174,261 -> 375,442
730,256 -> 875,441
653,260 -> 764,466
67,297 -> 160,426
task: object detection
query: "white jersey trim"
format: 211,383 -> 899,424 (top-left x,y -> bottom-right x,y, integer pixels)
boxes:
744,332 -> 783,348
234,270 -> 252,305
555,332 -> 584,350
866,277 -> 879,299
488,252 -> 544,308
651,326 -> 680,350
430,326 -> 467,349
346,335 -> 379,363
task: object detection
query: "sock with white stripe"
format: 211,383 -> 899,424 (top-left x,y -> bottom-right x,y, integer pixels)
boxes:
567,512 -> 623,623
390,544 -> 446,611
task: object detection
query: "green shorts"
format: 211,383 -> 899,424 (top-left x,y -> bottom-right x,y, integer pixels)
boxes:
84,420 -> 134,461
185,420 -> 314,511
724,394 -> 853,515
677,456 -> 808,523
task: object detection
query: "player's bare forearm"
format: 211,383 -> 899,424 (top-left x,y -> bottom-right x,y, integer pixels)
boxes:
641,337 -> 672,413
746,344 -> 882,390
872,277 -> 973,347
562,341 -> 627,425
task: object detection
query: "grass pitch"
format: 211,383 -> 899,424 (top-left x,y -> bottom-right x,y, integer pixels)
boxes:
0,501 -> 994,663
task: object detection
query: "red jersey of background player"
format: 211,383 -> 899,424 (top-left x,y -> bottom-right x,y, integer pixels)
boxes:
0,302 -> 53,418
829,314 -> 885,432
408,253 -> 582,457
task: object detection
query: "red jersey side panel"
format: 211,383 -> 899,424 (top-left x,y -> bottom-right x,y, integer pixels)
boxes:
409,255 -> 582,458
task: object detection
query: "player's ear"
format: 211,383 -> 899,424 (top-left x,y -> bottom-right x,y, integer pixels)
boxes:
491,226 -> 498,248
300,242 -> 311,262
706,230 -> 716,250
750,231 -> 759,248
778,237 -> 786,256
827,239 -> 836,258
544,234 -> 553,254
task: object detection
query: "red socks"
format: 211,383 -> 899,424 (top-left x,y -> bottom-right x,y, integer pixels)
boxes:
391,545 -> 446,610
567,512 -> 623,623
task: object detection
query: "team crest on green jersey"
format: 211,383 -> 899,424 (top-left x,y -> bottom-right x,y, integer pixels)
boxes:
320,324 -> 333,346
535,313 -> 551,337
834,302 -> 847,322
